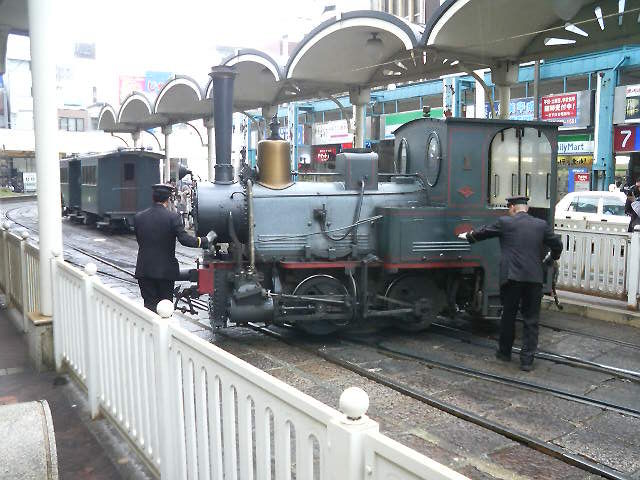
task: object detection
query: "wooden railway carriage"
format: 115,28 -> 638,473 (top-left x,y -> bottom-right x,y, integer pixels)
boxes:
60,158 -> 81,213
63,149 -> 162,228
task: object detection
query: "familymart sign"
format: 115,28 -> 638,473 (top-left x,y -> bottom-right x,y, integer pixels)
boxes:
558,134 -> 594,155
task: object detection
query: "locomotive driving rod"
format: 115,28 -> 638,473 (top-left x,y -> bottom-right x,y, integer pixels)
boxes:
268,292 -> 348,305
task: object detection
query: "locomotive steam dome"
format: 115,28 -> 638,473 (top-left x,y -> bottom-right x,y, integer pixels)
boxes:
257,116 -> 292,189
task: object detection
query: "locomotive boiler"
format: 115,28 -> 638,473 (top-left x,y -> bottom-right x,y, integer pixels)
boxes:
184,66 -> 559,334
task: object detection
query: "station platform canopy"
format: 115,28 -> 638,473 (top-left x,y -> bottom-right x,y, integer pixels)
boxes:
94,0 -> 639,134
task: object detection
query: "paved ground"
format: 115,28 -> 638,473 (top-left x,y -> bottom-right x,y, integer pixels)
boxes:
0,309 -> 153,480
5,199 -> 640,479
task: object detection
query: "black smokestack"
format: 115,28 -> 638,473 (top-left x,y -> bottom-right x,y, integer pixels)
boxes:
209,66 -> 237,184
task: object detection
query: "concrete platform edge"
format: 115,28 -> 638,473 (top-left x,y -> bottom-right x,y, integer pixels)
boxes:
0,194 -> 37,204
542,297 -> 640,328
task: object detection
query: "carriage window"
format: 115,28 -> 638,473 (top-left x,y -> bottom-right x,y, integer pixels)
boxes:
60,167 -> 68,184
81,165 -> 97,185
124,163 -> 135,181
489,127 -> 552,208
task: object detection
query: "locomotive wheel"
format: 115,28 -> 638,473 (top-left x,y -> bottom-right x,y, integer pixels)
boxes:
292,275 -> 350,335
385,275 -> 446,331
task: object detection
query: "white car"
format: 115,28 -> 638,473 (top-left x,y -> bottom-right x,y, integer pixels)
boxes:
555,191 -> 630,226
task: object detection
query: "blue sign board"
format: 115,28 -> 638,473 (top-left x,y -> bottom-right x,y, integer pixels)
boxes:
486,97 -> 535,120
568,168 -> 588,192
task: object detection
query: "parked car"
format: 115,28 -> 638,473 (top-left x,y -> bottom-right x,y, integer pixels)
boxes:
555,191 -> 630,226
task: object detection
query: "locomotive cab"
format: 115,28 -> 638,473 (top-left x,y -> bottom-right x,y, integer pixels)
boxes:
387,117 -> 559,318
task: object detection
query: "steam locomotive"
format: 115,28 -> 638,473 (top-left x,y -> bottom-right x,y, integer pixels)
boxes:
182,66 -> 559,334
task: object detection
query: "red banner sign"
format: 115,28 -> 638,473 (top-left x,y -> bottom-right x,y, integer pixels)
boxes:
614,125 -> 640,152
541,93 -> 577,120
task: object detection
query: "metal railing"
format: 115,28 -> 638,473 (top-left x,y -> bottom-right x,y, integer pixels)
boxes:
44,255 -> 466,479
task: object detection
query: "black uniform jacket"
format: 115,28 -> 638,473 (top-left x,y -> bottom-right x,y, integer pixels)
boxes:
469,212 -> 563,285
625,196 -> 640,233
134,203 -> 201,280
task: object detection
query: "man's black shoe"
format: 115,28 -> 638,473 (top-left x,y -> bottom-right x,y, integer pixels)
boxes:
495,351 -> 511,362
520,363 -> 533,372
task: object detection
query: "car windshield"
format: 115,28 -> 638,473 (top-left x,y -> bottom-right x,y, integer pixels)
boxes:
603,198 -> 625,216
568,196 -> 599,214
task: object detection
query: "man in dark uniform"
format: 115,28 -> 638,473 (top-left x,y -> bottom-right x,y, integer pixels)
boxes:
624,177 -> 640,233
134,184 -> 214,313
457,196 -> 563,371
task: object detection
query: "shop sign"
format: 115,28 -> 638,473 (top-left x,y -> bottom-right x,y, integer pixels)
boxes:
312,119 -> 352,145
558,155 -> 592,167
22,172 -> 37,192
558,140 -> 594,155
541,93 -> 577,121
314,145 -> 337,163
574,171 -> 590,192
614,125 -> 640,152
485,97 -> 535,120
626,85 -> 640,121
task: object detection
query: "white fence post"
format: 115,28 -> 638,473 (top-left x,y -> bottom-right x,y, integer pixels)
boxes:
19,230 -> 29,332
156,299 -> 178,479
0,223 -> 8,295
50,251 -> 64,372
628,230 -> 640,309
83,262 -> 100,419
327,387 -> 379,480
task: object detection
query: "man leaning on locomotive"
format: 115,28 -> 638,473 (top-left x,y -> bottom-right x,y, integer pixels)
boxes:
456,195 -> 563,372
134,184 -> 216,313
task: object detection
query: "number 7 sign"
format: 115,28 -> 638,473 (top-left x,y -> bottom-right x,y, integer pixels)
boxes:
615,125 -> 640,152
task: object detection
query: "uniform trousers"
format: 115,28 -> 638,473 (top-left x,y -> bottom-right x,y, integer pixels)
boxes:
138,278 -> 175,313
498,280 -> 543,366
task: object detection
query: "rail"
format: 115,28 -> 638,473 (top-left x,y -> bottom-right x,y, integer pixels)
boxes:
0,246 -> 462,479
554,220 -> 640,309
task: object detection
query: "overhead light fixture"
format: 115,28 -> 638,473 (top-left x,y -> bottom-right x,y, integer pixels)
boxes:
422,51 -> 427,65
544,37 -> 577,46
619,0 -> 626,25
450,60 -> 460,66
564,22 -> 588,36
395,61 -> 408,70
595,6 -> 605,30
442,58 -> 448,64
365,32 -> 384,62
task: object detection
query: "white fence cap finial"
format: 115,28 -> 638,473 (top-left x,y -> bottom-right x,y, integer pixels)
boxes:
2,221 -> 11,230
84,263 -> 97,276
157,299 -> 174,318
339,387 -> 369,420
20,230 -> 29,240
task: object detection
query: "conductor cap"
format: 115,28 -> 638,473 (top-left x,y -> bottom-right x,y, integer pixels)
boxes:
152,184 -> 174,201
506,195 -> 529,206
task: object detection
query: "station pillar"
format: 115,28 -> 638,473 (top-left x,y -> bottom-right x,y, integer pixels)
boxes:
28,0 -> 63,317
474,70 -> 487,119
593,69 -> 618,190
205,118 -> 215,182
349,87 -> 370,148
162,126 -> 172,183
131,131 -> 140,149
491,61 -> 519,119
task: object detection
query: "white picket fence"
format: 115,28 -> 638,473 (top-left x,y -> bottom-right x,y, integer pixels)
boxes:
554,219 -> 640,309
0,224 -> 41,331
0,222 -> 467,480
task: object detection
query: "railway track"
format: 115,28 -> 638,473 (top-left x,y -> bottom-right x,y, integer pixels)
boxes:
242,323 -> 632,480
429,322 -> 640,382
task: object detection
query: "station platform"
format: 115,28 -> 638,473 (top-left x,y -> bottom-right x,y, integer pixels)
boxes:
544,290 -> 640,328
0,308 -> 153,480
